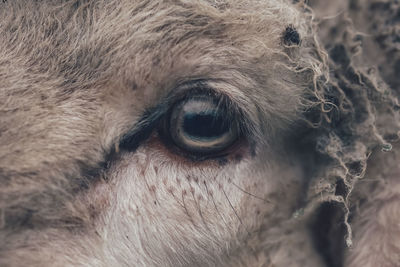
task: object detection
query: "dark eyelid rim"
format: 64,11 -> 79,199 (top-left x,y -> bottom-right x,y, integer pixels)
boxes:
119,80 -> 250,153
119,105 -> 166,152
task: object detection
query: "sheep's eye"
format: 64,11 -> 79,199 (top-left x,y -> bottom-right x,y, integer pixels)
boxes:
165,94 -> 239,156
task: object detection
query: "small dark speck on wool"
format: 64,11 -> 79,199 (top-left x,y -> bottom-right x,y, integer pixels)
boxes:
283,26 -> 301,45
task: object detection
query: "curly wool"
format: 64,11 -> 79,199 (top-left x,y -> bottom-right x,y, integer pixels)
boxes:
302,0 -> 400,252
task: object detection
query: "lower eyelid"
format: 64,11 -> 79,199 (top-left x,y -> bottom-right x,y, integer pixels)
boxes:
145,132 -> 249,165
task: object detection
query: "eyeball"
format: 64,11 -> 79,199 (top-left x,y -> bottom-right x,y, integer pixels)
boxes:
165,94 -> 239,156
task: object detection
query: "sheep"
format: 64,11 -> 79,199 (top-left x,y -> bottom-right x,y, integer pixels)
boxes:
0,0 -> 398,266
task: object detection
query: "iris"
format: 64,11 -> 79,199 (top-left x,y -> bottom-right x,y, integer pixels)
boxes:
167,95 -> 238,155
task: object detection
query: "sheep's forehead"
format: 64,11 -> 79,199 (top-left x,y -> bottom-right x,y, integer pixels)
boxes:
2,0 -> 302,92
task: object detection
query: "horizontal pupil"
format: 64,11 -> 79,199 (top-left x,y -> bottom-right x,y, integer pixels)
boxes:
183,112 -> 229,139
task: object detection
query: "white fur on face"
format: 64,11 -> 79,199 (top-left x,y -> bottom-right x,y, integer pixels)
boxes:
45,136 -> 318,267
96,140 -> 306,266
